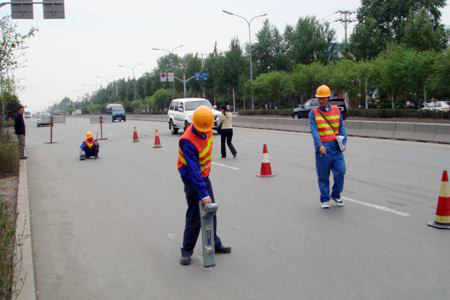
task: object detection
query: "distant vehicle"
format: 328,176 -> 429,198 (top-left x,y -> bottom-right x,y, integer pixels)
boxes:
24,111 -> 31,119
420,101 -> 449,112
36,112 -> 51,127
72,109 -> 82,116
292,98 -> 348,120
167,98 -> 221,134
106,104 -> 126,122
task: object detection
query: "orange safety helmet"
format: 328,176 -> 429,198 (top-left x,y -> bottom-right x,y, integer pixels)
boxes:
315,85 -> 331,98
192,105 -> 214,132
86,131 -> 93,139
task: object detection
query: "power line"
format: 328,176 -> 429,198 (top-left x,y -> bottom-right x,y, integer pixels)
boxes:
335,10 -> 356,44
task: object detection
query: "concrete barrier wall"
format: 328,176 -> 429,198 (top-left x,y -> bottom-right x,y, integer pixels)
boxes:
76,114 -> 450,145
232,116 -> 450,145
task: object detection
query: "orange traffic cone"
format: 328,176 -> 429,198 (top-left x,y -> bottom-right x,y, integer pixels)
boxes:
133,126 -> 139,142
153,129 -> 162,148
428,170 -> 450,229
257,144 -> 275,177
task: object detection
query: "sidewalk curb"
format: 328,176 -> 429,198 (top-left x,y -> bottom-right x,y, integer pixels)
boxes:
14,159 -> 36,300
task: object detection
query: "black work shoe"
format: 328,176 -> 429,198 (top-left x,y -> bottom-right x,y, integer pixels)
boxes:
20,156 -> 27,160
216,246 -> 232,254
180,256 -> 191,265
233,152 -> 237,158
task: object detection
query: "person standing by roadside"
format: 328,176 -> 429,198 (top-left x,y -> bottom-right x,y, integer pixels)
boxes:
217,105 -> 237,158
309,85 -> 347,209
14,105 -> 27,159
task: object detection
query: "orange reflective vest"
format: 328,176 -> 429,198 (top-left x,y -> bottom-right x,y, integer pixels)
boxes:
177,125 -> 213,178
84,138 -> 96,149
314,105 -> 341,143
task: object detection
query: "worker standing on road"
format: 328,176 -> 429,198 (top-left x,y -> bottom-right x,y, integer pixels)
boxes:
79,131 -> 99,160
178,105 -> 231,266
309,85 -> 347,209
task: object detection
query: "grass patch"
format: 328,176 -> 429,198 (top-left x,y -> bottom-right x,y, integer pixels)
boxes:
0,144 -> 19,177
0,201 -> 17,299
0,120 -> 14,128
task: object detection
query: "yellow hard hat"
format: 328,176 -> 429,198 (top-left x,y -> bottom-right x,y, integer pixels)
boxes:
192,105 -> 214,132
86,131 -> 93,138
315,85 -> 331,98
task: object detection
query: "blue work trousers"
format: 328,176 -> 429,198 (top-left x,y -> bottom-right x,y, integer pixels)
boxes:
315,142 -> 346,203
181,177 -> 222,257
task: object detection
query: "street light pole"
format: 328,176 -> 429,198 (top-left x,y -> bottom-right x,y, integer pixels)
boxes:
223,10 -> 267,110
118,63 -> 142,101
152,45 -> 184,92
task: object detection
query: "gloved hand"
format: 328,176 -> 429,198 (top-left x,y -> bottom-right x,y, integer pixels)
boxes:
201,196 -> 212,205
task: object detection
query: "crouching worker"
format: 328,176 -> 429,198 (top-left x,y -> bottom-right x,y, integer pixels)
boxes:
178,105 -> 231,266
80,131 -> 99,160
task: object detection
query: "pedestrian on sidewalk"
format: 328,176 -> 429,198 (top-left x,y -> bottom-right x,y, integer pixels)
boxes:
177,105 -> 232,266
308,85 -> 347,209
14,105 -> 27,159
217,105 -> 237,158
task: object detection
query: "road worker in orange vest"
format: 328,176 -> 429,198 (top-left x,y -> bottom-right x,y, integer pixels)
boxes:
177,105 -> 231,266
309,85 -> 347,209
80,131 -> 99,160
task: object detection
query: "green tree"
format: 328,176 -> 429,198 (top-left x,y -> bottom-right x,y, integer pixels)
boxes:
402,9 -> 448,52
252,20 -> 289,74
291,62 -> 331,102
222,39 -> 247,107
429,49 -> 450,98
349,17 -> 385,60
252,71 -> 294,108
286,16 -> 337,65
350,0 -> 447,59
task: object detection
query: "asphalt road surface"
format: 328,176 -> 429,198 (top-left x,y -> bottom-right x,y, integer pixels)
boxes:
25,117 -> 450,300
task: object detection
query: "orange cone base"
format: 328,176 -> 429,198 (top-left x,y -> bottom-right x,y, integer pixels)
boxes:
257,173 -> 276,177
427,221 -> 450,229
257,163 -> 275,177
153,145 -> 162,148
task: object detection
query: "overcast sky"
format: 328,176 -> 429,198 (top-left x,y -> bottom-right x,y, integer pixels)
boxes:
4,0 -> 450,112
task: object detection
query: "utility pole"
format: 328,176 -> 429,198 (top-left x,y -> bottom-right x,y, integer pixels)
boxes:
336,10 -> 355,44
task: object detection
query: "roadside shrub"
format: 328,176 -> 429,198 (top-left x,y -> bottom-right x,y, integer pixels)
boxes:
348,109 -> 450,119
0,201 -> 16,299
239,108 -> 450,119
0,120 -> 14,128
238,109 -> 293,116
0,144 -> 19,176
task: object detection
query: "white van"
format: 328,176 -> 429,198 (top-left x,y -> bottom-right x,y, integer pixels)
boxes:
167,98 -> 221,134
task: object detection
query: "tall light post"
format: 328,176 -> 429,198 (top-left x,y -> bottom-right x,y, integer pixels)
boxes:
223,10 -> 267,110
152,45 -> 184,91
118,63 -> 142,101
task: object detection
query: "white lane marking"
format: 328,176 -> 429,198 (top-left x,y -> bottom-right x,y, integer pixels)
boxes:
160,148 -> 172,153
342,196 -> 411,217
167,233 -> 176,240
212,162 -> 240,170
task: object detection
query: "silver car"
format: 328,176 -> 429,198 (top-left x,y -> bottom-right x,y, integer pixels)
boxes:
36,112 -> 52,127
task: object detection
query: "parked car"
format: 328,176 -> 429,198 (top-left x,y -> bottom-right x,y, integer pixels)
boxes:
106,103 -> 126,121
167,98 -> 221,134
36,112 -> 51,127
292,98 -> 348,120
420,101 -> 449,112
